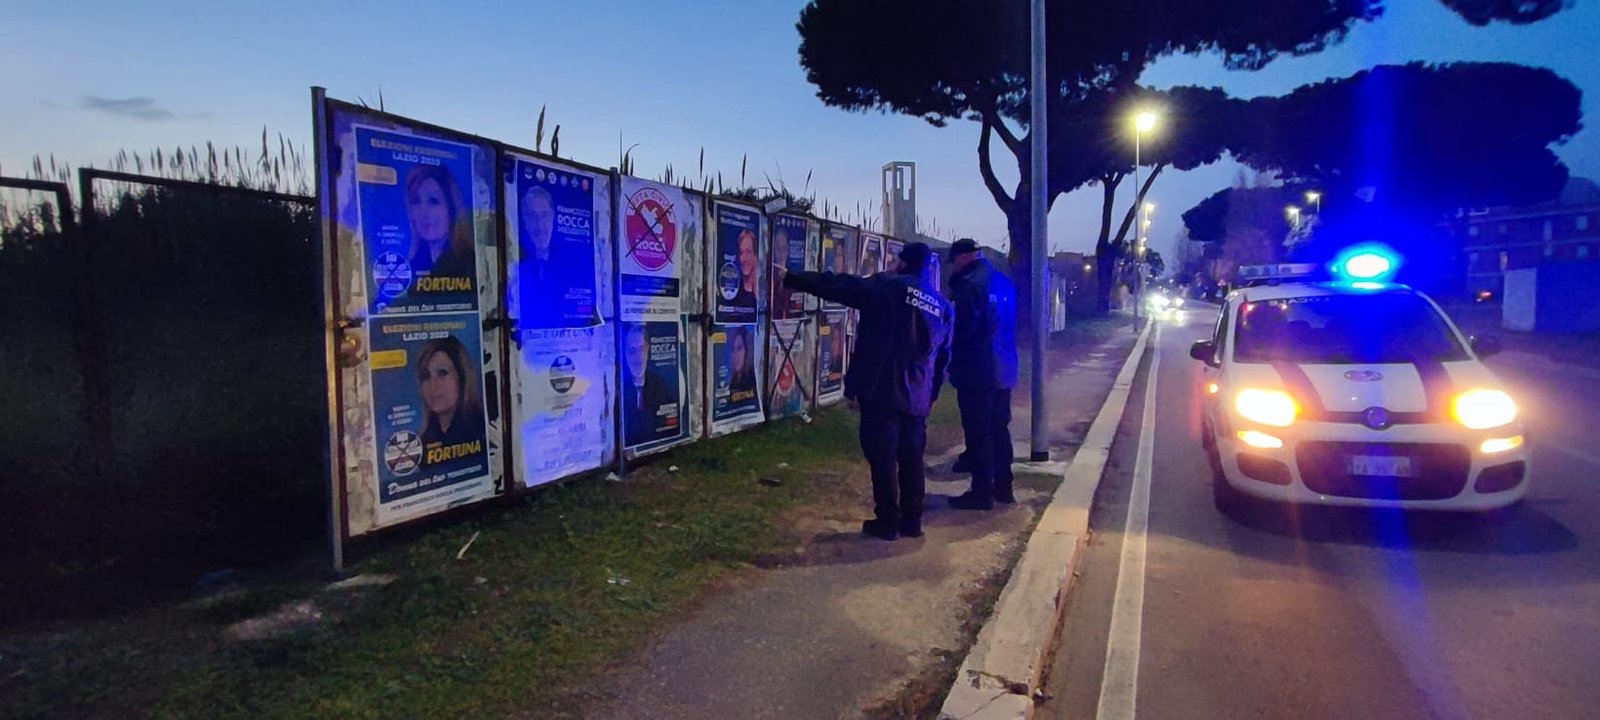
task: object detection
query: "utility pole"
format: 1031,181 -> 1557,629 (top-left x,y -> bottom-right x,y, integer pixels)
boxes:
1028,0 -> 1050,462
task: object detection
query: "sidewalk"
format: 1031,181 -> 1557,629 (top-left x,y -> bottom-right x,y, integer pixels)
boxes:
579,318 -> 1141,720
1443,302 -> 1600,370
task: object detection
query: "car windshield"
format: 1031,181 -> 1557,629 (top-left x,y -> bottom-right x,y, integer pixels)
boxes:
1232,291 -> 1468,364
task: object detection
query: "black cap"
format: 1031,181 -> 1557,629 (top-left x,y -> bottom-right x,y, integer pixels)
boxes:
898,241 -> 933,273
947,238 -> 981,261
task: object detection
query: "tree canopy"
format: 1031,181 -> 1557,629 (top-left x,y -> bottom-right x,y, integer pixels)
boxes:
796,0 -> 1576,314
1227,62 -> 1583,217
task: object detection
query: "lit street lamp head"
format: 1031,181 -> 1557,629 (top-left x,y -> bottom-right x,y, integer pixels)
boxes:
1305,191 -> 1321,202
1134,111 -> 1159,133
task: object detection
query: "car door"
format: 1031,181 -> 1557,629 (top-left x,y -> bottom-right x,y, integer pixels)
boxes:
1200,298 -> 1231,432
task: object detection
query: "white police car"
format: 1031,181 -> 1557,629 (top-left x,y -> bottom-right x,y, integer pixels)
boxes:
1191,247 -> 1528,516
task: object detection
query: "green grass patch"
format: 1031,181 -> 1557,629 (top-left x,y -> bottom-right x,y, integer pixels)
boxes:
0,406 -> 874,720
1,314 -> 1128,720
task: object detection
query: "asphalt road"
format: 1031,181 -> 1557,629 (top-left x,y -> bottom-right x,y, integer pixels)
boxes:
1037,306 -> 1600,720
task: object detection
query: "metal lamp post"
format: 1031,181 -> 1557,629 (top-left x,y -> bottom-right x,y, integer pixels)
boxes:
1131,111 -> 1157,318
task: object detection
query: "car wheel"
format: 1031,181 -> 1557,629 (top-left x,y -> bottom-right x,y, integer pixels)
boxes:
1212,471 -> 1244,516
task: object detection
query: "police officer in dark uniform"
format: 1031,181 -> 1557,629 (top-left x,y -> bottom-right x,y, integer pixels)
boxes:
776,242 -> 952,540
945,238 -> 1019,510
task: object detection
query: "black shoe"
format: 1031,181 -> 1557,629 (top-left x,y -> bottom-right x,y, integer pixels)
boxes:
898,522 -> 924,538
861,519 -> 898,541
949,491 -> 994,511
994,488 -> 1017,505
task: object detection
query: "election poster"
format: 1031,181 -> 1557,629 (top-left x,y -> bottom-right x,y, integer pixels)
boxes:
514,327 -> 615,489
366,313 -> 495,525
619,179 -> 689,322
820,224 -> 856,310
713,202 -> 762,325
621,319 -> 688,452
817,310 -> 847,404
771,214 -> 809,320
885,237 -> 904,264
859,232 -> 886,277
506,154 -> 600,329
767,318 -> 812,420
352,126 -> 482,316
501,153 -> 614,487
327,103 -> 503,536
709,324 -> 764,435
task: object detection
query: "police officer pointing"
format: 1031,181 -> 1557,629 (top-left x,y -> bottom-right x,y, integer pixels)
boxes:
776,242 -> 952,541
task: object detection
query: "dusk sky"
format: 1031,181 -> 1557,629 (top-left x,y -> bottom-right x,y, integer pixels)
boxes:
3,0 -> 1595,261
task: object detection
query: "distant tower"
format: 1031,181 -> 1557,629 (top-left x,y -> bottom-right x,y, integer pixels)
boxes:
882,161 -> 916,238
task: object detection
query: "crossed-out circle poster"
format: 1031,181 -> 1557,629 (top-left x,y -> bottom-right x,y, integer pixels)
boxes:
619,178 -> 691,453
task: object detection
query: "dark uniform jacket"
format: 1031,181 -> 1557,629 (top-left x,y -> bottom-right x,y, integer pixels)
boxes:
784,270 -> 952,417
947,259 -> 1019,391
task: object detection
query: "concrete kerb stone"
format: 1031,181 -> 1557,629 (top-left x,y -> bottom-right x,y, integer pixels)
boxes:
938,320 -> 1154,720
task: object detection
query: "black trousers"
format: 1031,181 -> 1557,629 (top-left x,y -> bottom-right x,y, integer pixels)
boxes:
858,406 -> 928,529
957,388 -> 1014,497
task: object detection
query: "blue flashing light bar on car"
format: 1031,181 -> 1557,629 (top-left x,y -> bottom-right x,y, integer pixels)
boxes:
1330,243 -> 1401,282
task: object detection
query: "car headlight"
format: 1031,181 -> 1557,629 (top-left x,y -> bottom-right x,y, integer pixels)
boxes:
1452,389 -> 1517,430
1148,295 -> 1171,308
1234,388 -> 1298,427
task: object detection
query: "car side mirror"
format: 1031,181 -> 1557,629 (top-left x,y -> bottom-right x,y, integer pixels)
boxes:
1471,335 -> 1503,358
1190,340 -> 1217,365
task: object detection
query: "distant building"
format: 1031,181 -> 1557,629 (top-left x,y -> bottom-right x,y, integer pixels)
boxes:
879,159 -> 952,255
1449,177 -> 1600,298
881,161 -> 917,239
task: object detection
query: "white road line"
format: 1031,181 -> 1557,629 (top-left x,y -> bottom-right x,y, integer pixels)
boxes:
1096,323 -> 1161,720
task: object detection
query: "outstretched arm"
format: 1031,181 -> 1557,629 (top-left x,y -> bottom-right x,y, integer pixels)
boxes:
775,264 -> 877,310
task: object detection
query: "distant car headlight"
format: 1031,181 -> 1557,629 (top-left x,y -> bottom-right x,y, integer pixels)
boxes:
1148,295 -> 1171,309
1452,389 -> 1518,430
1173,297 -> 1185,307
1235,388 -> 1298,427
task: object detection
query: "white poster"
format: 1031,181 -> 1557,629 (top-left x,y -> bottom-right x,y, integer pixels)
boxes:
515,327 -> 615,488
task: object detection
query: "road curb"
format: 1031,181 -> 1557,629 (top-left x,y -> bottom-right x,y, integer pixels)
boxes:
938,320 -> 1154,720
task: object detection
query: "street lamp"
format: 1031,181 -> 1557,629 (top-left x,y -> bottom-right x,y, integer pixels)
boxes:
1286,205 -> 1302,229
1305,191 -> 1322,213
1131,110 -> 1160,317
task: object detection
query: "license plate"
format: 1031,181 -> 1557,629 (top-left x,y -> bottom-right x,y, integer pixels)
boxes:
1347,455 -> 1414,477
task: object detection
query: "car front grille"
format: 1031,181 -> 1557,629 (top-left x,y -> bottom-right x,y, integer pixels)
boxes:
1295,442 -> 1471,501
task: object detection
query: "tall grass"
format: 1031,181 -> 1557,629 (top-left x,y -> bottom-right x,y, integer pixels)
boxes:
0,136 -> 320,624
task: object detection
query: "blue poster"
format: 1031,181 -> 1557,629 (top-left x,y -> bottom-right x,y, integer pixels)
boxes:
819,310 -> 846,398
711,323 -> 763,427
714,203 -> 761,325
368,313 -> 491,507
859,233 -> 886,277
512,158 -> 599,329
354,127 -> 480,315
771,214 -> 809,320
621,320 -> 686,450
821,225 -> 855,310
